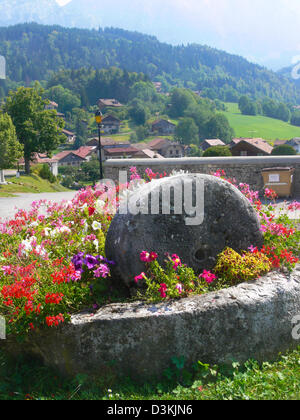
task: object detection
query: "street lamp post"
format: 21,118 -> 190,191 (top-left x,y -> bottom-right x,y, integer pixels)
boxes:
95,110 -> 104,180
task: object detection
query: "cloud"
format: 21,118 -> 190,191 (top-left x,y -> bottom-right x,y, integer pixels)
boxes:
55,0 -> 72,6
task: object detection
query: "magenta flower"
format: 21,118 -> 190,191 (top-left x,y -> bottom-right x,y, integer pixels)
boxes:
134,272 -> 146,283
140,251 -> 158,263
171,254 -> 182,270
94,264 -> 110,278
140,251 -> 151,262
159,283 -> 168,298
248,245 -> 258,253
199,270 -> 217,284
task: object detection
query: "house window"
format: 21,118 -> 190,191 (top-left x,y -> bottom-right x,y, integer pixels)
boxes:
240,151 -> 247,156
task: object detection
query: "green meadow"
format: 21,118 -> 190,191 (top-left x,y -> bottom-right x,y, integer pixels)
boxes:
222,103 -> 300,143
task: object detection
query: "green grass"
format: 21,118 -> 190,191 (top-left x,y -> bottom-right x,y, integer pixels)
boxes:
0,347 -> 299,400
0,174 -> 70,197
222,103 -> 300,142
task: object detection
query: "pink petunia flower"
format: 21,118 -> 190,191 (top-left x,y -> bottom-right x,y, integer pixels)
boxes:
199,270 -> 217,284
134,272 -> 146,283
159,283 -> 168,298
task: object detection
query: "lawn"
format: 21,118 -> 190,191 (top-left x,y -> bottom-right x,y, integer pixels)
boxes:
0,174 -> 69,197
0,347 -> 299,400
222,103 -> 300,142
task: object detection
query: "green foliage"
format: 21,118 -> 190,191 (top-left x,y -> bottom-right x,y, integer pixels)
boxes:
271,145 -> 297,155
214,248 -> 271,286
1,346 -> 300,400
44,85 -> 81,114
187,144 -> 203,157
0,112 -> 23,170
128,99 -> 150,125
80,157 -> 101,185
136,254 -> 214,303
203,145 -> 232,157
48,67 -> 148,107
174,117 -> 199,145
238,96 -> 258,116
0,24 -> 299,104
205,113 -> 235,144
4,86 -> 65,173
262,98 -> 291,122
291,110 -> 300,127
168,88 -> 197,118
39,163 -> 56,183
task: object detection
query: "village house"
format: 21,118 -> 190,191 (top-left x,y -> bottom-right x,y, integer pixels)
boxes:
103,146 -> 142,160
201,139 -> 226,151
287,138 -> 300,154
97,98 -> 123,109
86,137 -> 131,149
274,139 -> 287,148
45,101 -> 58,111
101,115 -> 121,134
19,153 -> 59,176
62,129 -> 76,144
152,82 -> 162,93
53,146 -> 97,167
230,138 -> 273,156
147,138 -> 185,158
151,119 -> 176,136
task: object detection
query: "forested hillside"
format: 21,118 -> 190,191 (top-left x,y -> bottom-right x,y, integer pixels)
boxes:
0,23 -> 299,104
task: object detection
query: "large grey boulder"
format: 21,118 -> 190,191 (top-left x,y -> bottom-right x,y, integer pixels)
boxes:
106,174 -> 264,288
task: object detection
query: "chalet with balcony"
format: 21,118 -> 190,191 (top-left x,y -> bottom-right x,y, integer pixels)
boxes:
147,138 -> 184,158
102,115 -> 121,134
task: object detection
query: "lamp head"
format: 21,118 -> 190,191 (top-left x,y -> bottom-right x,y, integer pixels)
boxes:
95,110 -> 103,125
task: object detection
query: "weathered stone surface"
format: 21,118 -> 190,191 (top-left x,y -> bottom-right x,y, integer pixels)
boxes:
2,266 -> 300,381
105,174 -> 263,288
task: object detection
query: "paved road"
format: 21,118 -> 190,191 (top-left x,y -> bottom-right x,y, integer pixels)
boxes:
0,191 -> 77,220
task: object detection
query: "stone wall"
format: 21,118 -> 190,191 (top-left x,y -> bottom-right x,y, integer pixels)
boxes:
104,156 -> 300,196
4,266 -> 300,381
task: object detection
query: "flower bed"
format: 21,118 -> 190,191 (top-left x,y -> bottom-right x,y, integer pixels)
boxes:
0,169 -> 299,338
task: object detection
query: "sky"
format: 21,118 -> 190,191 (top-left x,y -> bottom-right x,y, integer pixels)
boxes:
55,0 -> 300,69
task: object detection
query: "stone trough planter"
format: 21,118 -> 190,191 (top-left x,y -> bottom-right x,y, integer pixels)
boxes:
2,265 -> 300,381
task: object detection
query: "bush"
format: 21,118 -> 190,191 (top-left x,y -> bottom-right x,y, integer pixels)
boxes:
39,163 -> 56,183
214,248 -> 271,285
203,146 -> 232,157
271,145 -> 297,155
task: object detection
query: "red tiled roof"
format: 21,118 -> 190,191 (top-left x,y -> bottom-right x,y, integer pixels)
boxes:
53,151 -> 75,161
53,147 -> 96,161
74,146 -> 97,159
